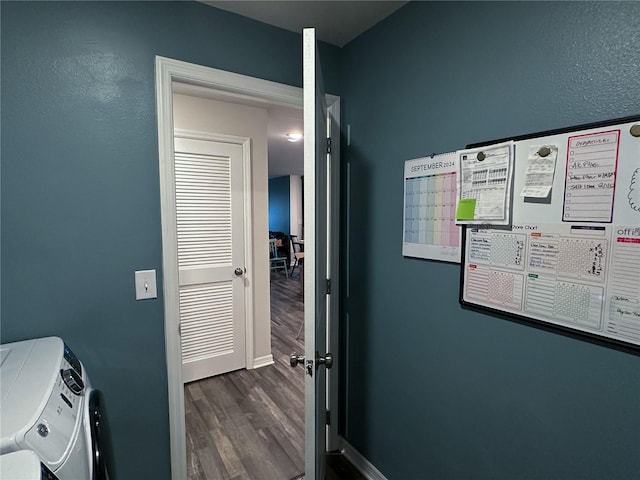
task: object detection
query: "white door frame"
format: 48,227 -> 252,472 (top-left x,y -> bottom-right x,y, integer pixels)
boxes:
155,56 -> 341,479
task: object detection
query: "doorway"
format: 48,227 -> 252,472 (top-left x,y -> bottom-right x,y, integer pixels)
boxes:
174,92 -> 306,478
156,56 -> 340,479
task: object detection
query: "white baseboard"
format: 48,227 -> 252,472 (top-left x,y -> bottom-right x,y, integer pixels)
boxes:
339,437 -> 388,480
252,354 -> 274,369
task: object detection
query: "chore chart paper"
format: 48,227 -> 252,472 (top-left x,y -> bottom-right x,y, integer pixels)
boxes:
461,117 -> 640,349
403,152 -> 461,263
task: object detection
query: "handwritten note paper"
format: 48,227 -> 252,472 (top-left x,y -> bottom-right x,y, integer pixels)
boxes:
520,145 -> 558,197
563,130 -> 620,223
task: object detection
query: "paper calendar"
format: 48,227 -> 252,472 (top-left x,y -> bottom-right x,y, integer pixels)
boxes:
403,152 -> 462,263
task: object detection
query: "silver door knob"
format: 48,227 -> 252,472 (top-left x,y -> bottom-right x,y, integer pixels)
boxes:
234,267 -> 244,276
317,352 -> 333,369
289,353 -> 305,368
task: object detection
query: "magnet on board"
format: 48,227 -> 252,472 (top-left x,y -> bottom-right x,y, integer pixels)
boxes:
477,152 -> 486,161
630,124 -> 640,137
538,146 -> 551,157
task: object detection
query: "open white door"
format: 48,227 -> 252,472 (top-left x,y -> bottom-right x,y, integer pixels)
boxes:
303,28 -> 331,480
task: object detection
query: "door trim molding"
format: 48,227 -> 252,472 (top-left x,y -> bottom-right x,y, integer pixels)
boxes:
173,128 -> 255,370
155,55 -> 340,479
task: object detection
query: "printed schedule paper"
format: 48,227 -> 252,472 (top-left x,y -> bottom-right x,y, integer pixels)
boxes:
403,152 -> 461,263
461,117 -> 640,349
456,141 -> 514,225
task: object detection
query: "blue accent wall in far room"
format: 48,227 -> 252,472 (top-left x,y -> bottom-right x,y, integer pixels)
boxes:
0,2 -> 340,479
339,2 -> 640,479
268,176 -> 291,234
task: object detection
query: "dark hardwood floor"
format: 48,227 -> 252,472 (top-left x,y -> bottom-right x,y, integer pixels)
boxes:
185,270 -> 364,480
185,271 -> 306,480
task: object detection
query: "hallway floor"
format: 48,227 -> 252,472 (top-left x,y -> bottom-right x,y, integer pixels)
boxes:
185,273 -> 305,479
184,272 -> 364,479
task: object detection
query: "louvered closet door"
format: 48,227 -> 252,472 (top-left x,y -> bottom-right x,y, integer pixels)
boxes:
174,137 -> 246,383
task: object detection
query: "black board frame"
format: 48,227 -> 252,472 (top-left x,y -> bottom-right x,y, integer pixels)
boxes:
459,114 -> 640,355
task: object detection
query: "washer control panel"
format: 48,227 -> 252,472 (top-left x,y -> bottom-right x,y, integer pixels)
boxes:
24,348 -> 84,468
61,368 -> 84,395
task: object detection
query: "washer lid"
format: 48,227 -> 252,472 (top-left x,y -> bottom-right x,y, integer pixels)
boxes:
0,450 -> 43,479
0,337 -> 63,449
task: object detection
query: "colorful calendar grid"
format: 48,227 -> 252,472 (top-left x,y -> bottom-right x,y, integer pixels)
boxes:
404,172 -> 459,247
403,152 -> 461,263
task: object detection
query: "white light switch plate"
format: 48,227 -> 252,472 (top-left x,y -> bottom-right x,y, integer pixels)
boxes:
135,269 -> 157,300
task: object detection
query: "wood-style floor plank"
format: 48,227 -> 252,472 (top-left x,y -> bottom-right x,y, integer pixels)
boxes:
185,272 -> 305,480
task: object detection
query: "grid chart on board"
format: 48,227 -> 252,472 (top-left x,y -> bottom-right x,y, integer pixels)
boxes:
524,276 -> 603,328
466,266 -> 524,310
557,237 -> 607,281
553,281 -> 603,328
404,172 -> 458,247
489,233 -> 526,270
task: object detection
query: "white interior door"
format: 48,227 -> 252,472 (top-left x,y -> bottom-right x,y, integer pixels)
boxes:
174,136 -> 247,383
303,28 -> 331,480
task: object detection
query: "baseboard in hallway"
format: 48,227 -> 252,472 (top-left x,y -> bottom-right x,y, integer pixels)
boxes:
338,438 -> 388,480
326,452 -> 366,480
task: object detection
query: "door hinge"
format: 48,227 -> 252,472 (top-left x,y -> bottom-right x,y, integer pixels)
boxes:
325,278 -> 331,295
326,409 -> 331,425
178,323 -> 182,336
326,137 -> 332,155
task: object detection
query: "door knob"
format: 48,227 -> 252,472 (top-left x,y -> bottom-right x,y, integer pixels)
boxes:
234,267 -> 244,276
317,352 -> 333,369
289,353 -> 305,368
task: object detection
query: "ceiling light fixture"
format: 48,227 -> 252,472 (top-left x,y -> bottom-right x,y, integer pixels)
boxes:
286,132 -> 303,142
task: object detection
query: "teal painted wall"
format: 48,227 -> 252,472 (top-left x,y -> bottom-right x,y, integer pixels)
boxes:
340,2 -> 640,479
268,176 -> 291,234
4,1 -> 640,479
0,2 -> 340,479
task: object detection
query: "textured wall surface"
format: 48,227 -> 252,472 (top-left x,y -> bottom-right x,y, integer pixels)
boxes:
0,2 -> 340,478
340,2 -> 640,479
4,1 -> 640,479
269,176 -> 292,234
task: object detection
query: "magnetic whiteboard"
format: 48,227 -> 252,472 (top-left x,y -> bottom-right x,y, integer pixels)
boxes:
460,116 -> 640,350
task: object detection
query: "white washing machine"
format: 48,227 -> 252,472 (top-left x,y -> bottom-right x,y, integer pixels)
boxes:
0,337 -> 112,480
0,450 -> 60,480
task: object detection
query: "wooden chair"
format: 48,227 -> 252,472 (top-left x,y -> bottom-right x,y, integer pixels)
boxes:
289,235 -> 304,277
269,238 -> 289,278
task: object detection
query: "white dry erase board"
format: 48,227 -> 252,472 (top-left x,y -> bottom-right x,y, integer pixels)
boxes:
460,116 -> 640,351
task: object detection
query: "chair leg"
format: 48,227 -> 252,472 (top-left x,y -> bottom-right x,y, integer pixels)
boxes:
296,317 -> 304,339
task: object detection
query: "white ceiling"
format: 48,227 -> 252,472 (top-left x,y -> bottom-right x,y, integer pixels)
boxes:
200,1 -> 408,178
268,106 -> 305,178
202,1 -> 407,47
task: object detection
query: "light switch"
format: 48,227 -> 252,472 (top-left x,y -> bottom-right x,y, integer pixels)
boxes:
135,269 -> 157,300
